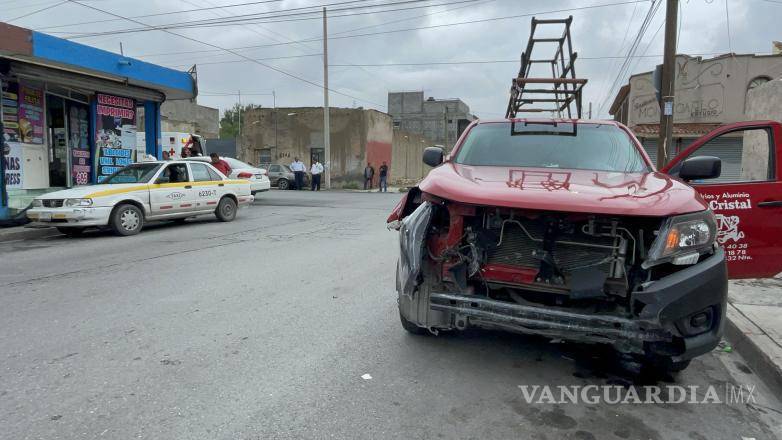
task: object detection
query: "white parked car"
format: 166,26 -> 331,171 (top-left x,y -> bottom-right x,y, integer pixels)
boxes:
26,161 -> 254,236
185,156 -> 270,195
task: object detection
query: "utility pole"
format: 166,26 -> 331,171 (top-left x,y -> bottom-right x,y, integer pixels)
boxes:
322,7 -> 331,189
273,90 -> 277,152
657,0 -> 678,168
237,90 -> 242,140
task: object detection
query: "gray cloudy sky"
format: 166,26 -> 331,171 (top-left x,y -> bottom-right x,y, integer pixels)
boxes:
3,0 -> 780,119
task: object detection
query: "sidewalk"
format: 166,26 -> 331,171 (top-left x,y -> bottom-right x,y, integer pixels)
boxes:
725,278 -> 782,394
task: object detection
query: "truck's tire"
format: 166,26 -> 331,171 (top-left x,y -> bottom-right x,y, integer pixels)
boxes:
277,178 -> 290,190
111,204 -> 143,236
215,197 -> 237,222
57,227 -> 84,237
663,359 -> 691,373
399,311 -> 428,335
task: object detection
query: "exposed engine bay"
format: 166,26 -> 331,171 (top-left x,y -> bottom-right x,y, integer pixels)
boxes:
423,201 -> 663,311
395,196 -> 726,366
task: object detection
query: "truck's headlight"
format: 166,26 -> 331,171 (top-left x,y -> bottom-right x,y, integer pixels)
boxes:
32,199 -> 43,207
643,211 -> 717,268
64,198 -> 93,207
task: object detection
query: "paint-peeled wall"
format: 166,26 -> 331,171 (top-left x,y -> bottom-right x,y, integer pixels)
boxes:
744,79 -> 782,180
364,110 -> 393,179
390,130 -> 434,184
240,107 -> 394,186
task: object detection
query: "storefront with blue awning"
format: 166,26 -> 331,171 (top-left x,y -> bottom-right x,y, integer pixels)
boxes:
0,22 -> 197,221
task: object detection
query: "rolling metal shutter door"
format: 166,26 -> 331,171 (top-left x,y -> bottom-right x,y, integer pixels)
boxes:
641,138 -> 658,167
696,137 -> 743,182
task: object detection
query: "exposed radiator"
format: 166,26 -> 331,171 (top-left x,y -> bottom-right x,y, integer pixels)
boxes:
486,221 -> 616,275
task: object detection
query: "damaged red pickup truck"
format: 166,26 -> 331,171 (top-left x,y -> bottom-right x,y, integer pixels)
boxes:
389,119 -> 782,373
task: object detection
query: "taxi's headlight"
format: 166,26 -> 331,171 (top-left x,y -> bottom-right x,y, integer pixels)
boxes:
32,199 -> 43,207
643,211 -> 717,268
64,198 -> 93,207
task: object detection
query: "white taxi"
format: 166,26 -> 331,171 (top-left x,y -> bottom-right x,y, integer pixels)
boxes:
26,161 -> 254,236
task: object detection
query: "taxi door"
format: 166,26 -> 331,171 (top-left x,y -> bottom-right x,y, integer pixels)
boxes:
662,121 -> 782,279
150,163 -> 196,214
188,162 -> 222,211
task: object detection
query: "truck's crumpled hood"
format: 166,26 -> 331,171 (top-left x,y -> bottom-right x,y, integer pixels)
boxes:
418,163 -> 707,217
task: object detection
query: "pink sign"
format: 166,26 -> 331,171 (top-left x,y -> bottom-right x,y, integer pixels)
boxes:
18,84 -> 43,144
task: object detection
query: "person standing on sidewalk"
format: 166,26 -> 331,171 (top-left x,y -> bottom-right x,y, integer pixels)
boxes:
363,162 -> 375,190
378,161 -> 389,193
310,160 -> 324,191
290,157 -> 306,190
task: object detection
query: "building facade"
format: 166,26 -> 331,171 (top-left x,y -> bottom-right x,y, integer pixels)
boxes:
387,91 -> 475,148
160,100 -> 219,139
239,107 -> 392,186
0,22 -> 196,220
609,53 -> 782,165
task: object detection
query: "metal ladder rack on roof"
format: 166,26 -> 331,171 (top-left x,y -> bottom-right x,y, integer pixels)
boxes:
505,16 -> 587,119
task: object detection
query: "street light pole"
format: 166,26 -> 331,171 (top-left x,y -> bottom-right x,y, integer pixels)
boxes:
323,7 -> 331,189
657,0 -> 678,168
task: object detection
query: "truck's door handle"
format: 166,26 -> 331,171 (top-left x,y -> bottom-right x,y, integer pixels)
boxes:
218,183 -> 224,187
758,200 -> 782,208
185,185 -> 192,189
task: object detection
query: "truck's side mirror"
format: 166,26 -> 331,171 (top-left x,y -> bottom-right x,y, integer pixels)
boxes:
423,146 -> 444,167
678,156 -> 722,181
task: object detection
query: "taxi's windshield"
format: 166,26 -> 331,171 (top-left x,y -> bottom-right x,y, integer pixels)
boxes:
101,163 -> 162,184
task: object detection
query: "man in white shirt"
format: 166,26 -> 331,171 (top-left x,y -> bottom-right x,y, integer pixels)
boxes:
310,160 -> 324,191
290,157 -> 306,190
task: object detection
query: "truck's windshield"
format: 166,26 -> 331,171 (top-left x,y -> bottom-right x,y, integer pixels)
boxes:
454,122 -> 649,172
102,163 -> 162,184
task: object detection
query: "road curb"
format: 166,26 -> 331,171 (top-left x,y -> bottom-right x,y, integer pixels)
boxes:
0,226 -> 59,243
724,303 -> 782,395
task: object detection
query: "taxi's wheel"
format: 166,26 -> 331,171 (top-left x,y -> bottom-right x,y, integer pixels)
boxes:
216,197 -> 237,222
111,204 -> 143,236
277,179 -> 290,190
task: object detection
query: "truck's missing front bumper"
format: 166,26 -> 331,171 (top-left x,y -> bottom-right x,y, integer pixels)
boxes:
406,249 -> 727,361
429,293 -> 670,346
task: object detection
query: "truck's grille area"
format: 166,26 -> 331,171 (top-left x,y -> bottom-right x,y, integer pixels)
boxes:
487,221 -> 615,275
42,199 -> 64,208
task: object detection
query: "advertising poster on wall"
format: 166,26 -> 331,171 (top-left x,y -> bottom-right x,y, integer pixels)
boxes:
2,81 -> 20,143
3,142 -> 24,189
18,84 -> 44,144
94,93 -> 137,182
69,104 -> 91,185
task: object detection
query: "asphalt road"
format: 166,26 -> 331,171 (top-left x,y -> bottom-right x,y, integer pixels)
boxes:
1,190 -> 781,440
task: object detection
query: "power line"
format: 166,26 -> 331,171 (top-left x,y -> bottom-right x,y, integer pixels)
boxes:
37,0 -> 285,30
63,0 -> 387,109
6,0 -> 66,22
55,0 -> 466,38
167,53 -> 323,68
132,0 -> 647,59
597,0 -> 662,116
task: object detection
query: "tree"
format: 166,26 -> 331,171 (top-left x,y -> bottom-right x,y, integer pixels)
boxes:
220,103 -> 260,139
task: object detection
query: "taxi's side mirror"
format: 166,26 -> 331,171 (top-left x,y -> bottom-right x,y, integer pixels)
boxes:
156,176 -> 170,184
